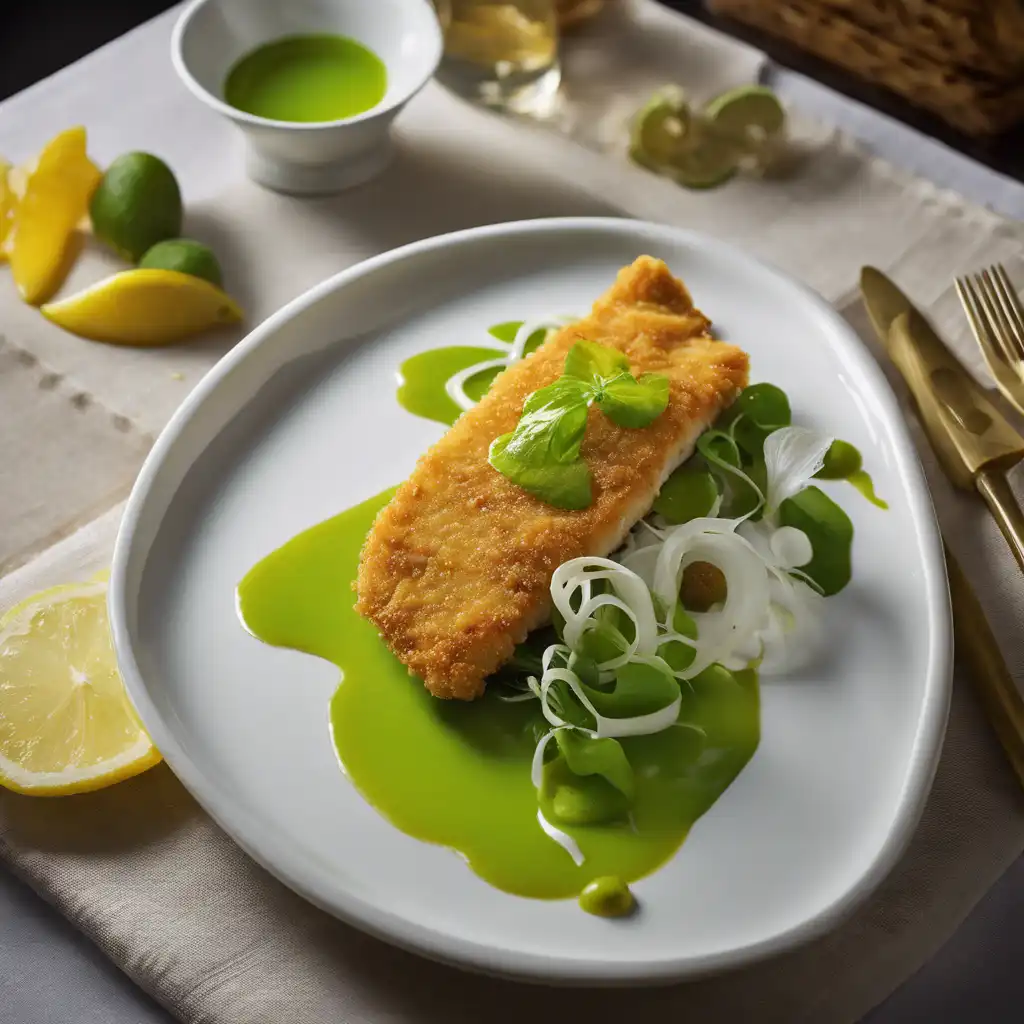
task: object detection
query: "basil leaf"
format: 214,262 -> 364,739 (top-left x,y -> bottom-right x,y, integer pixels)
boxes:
567,651 -> 601,689
737,382 -> 791,428
556,730 -> 634,799
490,340 -> 669,509
582,660 -> 680,720
509,377 -> 591,464
653,464 -> 719,523
778,484 -> 853,595
725,383 -> 792,458
596,372 -> 670,428
489,434 -> 593,509
563,339 -> 629,384
577,623 -> 629,667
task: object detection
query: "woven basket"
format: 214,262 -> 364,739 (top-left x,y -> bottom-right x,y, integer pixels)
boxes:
708,0 -> 1024,135
811,0 -> 1024,74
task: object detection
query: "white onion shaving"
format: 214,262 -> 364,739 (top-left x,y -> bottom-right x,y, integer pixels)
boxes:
653,524 -> 774,678
763,426 -> 833,515
507,414 -> 836,861
551,558 -> 660,665
537,809 -> 585,866
445,358 -> 510,413
770,525 -> 813,568
444,317 -> 569,413
531,727 -> 567,788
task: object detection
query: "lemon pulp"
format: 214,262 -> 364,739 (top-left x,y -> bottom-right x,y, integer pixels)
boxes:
0,580 -> 160,796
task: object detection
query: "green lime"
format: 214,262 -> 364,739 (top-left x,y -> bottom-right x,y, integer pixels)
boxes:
629,89 -> 740,190
705,86 -> 786,147
89,152 -> 183,262
668,132 -> 739,189
139,239 -> 223,286
630,91 -> 692,169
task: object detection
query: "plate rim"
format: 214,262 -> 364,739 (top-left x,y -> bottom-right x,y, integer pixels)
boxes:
109,216 -> 952,984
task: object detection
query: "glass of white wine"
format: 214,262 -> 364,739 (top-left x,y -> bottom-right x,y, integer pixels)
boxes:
437,0 -> 561,117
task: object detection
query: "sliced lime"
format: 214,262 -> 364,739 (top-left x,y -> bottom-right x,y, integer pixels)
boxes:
629,91 -> 692,170
668,127 -> 739,189
705,85 -> 786,141
629,89 -> 747,190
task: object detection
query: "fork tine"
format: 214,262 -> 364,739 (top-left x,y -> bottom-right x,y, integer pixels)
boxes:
974,271 -> 1023,367
991,264 -> 1024,362
957,275 -> 1016,371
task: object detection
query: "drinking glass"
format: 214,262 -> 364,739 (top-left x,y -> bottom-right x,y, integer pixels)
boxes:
438,0 -> 561,117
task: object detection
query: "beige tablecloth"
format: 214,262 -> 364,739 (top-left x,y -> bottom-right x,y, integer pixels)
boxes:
3,3 -> 1024,1022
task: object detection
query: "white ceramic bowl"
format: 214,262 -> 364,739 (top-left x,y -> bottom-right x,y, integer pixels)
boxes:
171,0 -> 443,195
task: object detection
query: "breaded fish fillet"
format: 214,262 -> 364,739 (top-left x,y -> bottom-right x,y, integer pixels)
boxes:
356,256 -> 748,699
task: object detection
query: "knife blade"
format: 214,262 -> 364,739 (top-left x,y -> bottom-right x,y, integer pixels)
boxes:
861,267 -> 1024,790
861,267 -> 1024,488
861,267 -> 1024,574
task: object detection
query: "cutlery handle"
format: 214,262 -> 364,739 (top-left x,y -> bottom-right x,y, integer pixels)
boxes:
976,468 -> 1024,576
947,549 -> 1024,791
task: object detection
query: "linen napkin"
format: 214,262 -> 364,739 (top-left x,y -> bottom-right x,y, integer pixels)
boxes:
2,3 -> 1024,1023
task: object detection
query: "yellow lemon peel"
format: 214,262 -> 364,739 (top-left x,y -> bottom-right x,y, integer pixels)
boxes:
0,580 -> 161,797
41,268 -> 244,346
8,127 -> 102,304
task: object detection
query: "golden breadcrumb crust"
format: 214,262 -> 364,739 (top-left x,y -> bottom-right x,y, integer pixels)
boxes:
355,256 -> 749,699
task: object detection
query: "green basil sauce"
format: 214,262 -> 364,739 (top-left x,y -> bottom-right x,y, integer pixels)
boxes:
817,439 -> 887,509
579,876 -> 635,917
396,322 -> 548,427
397,347 -> 505,426
224,35 -> 386,123
237,490 -> 760,903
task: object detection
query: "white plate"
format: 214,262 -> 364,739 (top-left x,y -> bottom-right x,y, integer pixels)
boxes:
110,218 -> 950,984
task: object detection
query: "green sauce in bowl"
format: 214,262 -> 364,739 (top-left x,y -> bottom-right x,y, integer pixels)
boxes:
224,34 -> 387,122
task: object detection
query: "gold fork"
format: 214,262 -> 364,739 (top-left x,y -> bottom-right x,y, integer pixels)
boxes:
955,265 -> 1024,418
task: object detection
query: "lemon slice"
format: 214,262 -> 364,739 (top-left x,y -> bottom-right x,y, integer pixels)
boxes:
0,580 -> 160,796
629,91 -> 692,171
41,268 -> 243,346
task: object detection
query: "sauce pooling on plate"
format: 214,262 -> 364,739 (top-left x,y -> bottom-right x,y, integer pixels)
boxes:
816,439 -> 887,509
396,321 -> 549,427
224,34 -> 387,123
237,489 -> 760,905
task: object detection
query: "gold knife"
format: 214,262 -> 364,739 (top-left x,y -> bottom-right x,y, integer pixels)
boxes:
861,267 -> 1024,572
861,266 -> 1024,789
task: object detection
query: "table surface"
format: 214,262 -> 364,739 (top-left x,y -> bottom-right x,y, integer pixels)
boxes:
3,6 -> 1024,1024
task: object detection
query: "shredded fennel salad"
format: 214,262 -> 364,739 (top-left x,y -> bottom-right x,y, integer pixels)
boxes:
469,323 -> 859,863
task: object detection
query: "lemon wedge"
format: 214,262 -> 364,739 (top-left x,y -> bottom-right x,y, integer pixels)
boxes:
8,126 -> 102,305
0,579 -> 161,796
0,160 -> 13,263
41,268 -> 243,346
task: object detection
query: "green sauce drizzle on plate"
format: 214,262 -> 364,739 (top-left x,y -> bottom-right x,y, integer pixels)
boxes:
397,346 -> 506,426
816,439 -> 888,509
237,490 -> 760,903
